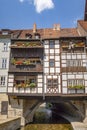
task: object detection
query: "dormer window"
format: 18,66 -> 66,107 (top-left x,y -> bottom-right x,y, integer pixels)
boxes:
2,31 -> 8,35
1,29 -> 10,35
25,33 -> 32,39
35,33 -> 40,39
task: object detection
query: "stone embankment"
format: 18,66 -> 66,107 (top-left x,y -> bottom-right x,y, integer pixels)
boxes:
59,113 -> 87,130
0,117 -> 21,130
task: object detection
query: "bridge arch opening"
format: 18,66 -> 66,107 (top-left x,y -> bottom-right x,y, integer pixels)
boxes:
22,99 -> 84,127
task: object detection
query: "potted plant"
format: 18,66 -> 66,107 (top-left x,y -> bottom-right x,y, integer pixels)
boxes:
15,60 -> 23,65
29,83 -> 36,89
75,85 -> 85,89
68,86 -> 74,89
68,85 -> 85,90
11,58 -> 16,65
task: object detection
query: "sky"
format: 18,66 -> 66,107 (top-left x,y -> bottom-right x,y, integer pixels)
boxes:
0,0 -> 86,30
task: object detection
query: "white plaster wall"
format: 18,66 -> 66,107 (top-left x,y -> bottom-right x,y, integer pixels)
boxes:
0,39 -> 11,93
77,54 -> 81,59
56,68 -> 60,73
50,68 -> 54,73
62,88 -> 67,94
8,87 -> 13,92
44,62 -> 49,67
44,68 -> 49,73
37,74 -> 43,93
55,49 -> 60,53
38,88 -> 42,93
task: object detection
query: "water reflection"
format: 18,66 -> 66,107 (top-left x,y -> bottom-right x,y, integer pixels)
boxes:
20,106 -> 73,130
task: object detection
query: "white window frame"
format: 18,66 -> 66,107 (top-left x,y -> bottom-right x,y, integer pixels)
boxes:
49,40 -> 55,49
49,59 -> 55,67
2,58 -> 7,69
67,60 -> 83,67
0,76 -> 6,86
3,43 -> 8,51
68,79 -> 84,87
47,78 -> 58,88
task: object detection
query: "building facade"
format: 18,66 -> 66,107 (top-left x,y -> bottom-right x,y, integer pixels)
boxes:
0,0 -> 87,123
7,34 -> 87,96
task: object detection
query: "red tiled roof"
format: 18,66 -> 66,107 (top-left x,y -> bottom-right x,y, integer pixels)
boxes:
60,28 -> 79,37
18,28 -> 79,39
0,29 -> 21,38
78,20 -> 87,31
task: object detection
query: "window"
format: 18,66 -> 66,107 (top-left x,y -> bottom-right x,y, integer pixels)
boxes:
35,35 -> 39,39
67,60 -> 82,67
49,59 -> 55,67
47,79 -> 52,87
68,79 -> 84,87
14,76 -> 36,85
2,31 -> 8,35
3,43 -> 8,51
2,58 -> 7,69
49,41 -> 55,48
47,79 -> 58,88
0,76 -> 5,86
25,33 -> 32,39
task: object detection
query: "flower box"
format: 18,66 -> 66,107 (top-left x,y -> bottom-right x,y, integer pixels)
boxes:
15,82 -> 36,89
68,85 -> 85,90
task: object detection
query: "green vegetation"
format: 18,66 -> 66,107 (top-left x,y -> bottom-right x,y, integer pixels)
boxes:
29,83 -> 36,88
68,85 -> 85,89
15,82 -> 36,89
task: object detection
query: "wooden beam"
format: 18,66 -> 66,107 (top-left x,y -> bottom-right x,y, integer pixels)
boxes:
84,0 -> 87,21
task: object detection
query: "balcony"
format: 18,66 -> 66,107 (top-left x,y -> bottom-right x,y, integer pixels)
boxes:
62,67 -> 87,72
68,85 -> 85,94
14,76 -> 36,89
7,76 -> 39,95
9,58 -> 43,73
10,42 -> 43,49
62,42 -> 85,53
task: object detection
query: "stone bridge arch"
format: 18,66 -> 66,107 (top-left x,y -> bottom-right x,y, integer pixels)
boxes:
21,99 -> 86,126
8,96 -> 87,126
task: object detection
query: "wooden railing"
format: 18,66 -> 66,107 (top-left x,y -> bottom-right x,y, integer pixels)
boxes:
9,64 -> 43,73
62,67 -> 87,72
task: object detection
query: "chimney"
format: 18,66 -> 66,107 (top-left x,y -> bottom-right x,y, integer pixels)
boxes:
84,0 -> 87,21
33,23 -> 37,33
53,24 -> 60,31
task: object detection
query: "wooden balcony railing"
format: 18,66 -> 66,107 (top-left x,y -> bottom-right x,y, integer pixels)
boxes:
61,42 -> 85,53
62,67 -> 87,72
9,64 -> 43,73
10,42 -> 43,49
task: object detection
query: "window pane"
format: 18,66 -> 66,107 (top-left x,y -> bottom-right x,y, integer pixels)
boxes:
47,79 -> 58,88
2,59 -> 7,69
3,43 -> 8,51
0,76 -> 5,86
67,60 -> 82,67
49,59 -> 55,67
47,79 -> 52,87
68,79 -> 72,86
68,79 -> 84,87
49,41 -> 54,48
53,79 -> 58,87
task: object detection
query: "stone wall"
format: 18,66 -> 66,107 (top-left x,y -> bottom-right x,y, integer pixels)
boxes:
0,94 -> 8,119
0,117 -> 21,130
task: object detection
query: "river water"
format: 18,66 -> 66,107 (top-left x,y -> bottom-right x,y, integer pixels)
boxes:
20,107 -> 73,130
